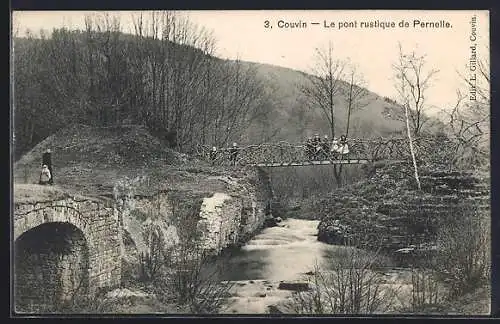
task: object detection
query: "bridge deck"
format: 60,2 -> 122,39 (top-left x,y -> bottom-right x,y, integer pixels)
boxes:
248,159 -> 372,167
198,137 -> 416,167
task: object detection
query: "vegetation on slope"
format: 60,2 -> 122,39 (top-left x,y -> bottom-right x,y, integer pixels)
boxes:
13,17 -> 272,159
13,123 -> 238,198
13,15 -> 445,161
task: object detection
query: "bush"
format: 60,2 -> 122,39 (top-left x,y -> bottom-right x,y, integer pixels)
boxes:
138,198 -> 234,314
407,268 -> 444,313
286,240 -> 398,314
434,204 -> 490,298
139,228 -> 164,282
167,243 -> 234,313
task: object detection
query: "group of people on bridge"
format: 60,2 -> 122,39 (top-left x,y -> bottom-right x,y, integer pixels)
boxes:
210,142 -> 240,166
207,134 -> 351,166
305,134 -> 349,161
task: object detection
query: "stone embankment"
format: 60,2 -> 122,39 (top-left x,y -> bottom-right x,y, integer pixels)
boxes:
115,166 -> 274,280
14,164 -> 274,312
317,162 -> 490,253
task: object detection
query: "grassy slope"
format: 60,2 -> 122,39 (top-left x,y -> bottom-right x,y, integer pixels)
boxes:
13,124 -> 236,199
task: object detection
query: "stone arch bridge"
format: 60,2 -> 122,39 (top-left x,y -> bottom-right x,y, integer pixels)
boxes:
13,192 -> 121,313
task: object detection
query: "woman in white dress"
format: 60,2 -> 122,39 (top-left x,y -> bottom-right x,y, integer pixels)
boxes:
338,135 -> 350,155
39,165 -> 52,185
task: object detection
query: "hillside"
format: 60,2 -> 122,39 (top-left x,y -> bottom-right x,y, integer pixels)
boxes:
13,124 -> 232,198
237,60 -> 412,142
13,31 -> 446,161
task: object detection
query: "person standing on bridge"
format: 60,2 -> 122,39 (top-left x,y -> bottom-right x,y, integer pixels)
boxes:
338,135 -> 350,156
321,135 -> 330,160
305,136 -> 313,160
209,146 -> 218,165
312,134 -> 321,160
331,137 -> 340,159
229,142 -> 239,166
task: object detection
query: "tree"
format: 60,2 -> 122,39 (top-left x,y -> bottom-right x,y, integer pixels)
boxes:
392,44 -> 439,137
13,30 -> 59,158
13,11 -> 271,158
300,45 -> 371,187
301,41 -> 346,139
343,64 -> 369,138
327,65 -> 371,186
443,46 -> 490,169
440,90 -> 489,169
300,42 -> 348,186
392,44 -> 438,190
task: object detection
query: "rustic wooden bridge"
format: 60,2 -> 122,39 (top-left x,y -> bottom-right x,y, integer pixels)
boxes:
252,159 -> 372,167
196,137 -> 426,168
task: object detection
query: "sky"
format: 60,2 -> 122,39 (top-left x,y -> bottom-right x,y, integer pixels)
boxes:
12,10 -> 490,113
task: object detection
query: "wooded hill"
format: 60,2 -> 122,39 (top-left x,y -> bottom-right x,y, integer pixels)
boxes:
13,19 -> 444,161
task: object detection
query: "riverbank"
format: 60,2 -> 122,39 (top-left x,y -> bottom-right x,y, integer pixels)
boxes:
210,218 -> 407,314
283,161 -> 491,315
13,124 -> 277,314
217,217 -> 489,315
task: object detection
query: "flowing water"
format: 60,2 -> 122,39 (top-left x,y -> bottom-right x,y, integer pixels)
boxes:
216,218 -> 412,314
220,218 -> 334,281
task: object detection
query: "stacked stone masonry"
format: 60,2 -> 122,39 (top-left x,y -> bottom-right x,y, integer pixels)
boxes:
115,167 -> 274,258
14,197 -> 121,312
14,167 -> 274,312
317,168 -> 490,251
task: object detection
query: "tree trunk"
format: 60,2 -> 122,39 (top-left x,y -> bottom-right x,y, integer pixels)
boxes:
404,104 -> 421,190
346,77 -> 354,138
334,164 -> 343,187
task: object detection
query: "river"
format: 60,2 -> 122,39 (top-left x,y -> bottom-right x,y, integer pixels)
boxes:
215,218 -> 412,314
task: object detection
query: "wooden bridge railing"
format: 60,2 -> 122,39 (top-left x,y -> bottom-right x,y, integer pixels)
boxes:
195,137 -> 437,167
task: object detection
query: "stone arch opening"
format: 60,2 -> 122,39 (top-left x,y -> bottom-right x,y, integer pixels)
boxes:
15,222 -> 89,313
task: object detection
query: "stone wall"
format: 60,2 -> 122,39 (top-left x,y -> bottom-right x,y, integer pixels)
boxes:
114,190 -> 176,261
15,223 -> 89,311
13,165 -> 273,310
14,196 -> 122,312
115,166 -> 274,269
317,163 -> 490,252
197,193 -> 242,251
240,167 -> 274,240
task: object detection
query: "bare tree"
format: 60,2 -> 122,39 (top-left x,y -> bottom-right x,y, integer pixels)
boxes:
13,11 -> 271,158
301,41 -> 346,139
442,47 -> 490,169
327,65 -> 371,186
300,42 -> 349,186
392,43 -> 439,137
392,44 -> 438,190
438,90 -> 489,169
343,65 -> 370,138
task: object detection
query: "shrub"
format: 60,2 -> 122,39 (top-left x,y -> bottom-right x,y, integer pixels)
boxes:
139,198 -> 234,314
286,239 -> 398,314
434,204 -> 490,298
407,268 -> 444,313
